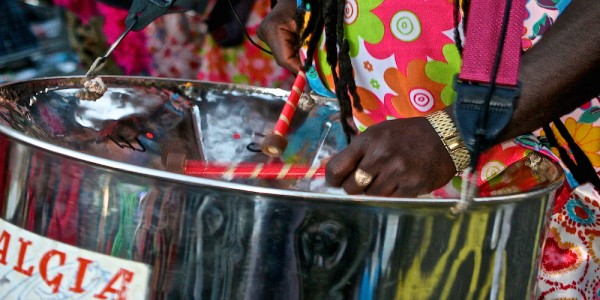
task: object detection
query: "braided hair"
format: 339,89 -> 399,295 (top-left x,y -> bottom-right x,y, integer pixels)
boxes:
296,0 -> 469,140
296,0 -> 360,140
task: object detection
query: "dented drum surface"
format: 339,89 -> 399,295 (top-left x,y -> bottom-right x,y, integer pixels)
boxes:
0,76 -> 562,299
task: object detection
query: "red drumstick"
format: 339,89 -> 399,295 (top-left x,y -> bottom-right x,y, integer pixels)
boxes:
166,152 -> 324,180
261,70 -> 307,157
183,161 -> 324,180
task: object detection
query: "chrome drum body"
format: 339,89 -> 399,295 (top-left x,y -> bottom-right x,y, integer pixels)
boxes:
0,77 -> 562,299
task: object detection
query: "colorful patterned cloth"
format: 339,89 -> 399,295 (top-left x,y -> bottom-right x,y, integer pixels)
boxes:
56,0 -> 153,75
304,0 -> 600,297
196,0 -> 294,88
54,0 -> 293,87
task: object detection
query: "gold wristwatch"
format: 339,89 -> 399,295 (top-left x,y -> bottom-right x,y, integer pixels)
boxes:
425,110 -> 471,174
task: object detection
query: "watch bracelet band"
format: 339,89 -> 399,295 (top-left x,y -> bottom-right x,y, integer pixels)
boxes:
425,110 -> 471,174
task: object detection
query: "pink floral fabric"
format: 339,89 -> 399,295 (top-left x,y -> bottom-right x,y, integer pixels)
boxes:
96,3 -> 153,75
145,12 -> 207,79
54,0 -> 293,87
53,0 -> 97,24
196,0 -> 294,88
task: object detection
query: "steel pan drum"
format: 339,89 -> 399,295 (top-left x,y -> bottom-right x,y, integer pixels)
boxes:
0,76 -> 562,299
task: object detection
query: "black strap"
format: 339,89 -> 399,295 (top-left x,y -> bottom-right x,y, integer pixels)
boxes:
126,0 -> 172,31
543,120 -> 600,190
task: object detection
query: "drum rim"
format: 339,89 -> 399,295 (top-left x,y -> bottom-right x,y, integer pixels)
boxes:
0,76 -> 564,207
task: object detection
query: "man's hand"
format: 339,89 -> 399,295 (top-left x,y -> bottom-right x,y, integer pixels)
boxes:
325,116 -> 457,197
257,0 -> 303,73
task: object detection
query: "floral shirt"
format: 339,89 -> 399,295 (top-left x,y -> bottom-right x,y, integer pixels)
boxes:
305,0 -> 600,297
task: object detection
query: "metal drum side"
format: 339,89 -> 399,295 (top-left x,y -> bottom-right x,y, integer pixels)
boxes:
0,77 -> 563,299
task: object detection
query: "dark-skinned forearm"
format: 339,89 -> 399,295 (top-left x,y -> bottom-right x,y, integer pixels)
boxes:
505,0 -> 600,139
446,0 -> 600,143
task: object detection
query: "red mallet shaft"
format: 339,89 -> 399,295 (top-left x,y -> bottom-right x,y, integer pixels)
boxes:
166,152 -> 325,180
183,161 -> 324,180
261,70 -> 307,157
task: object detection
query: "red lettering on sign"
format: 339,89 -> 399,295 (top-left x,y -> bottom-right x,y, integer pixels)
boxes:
69,257 -> 93,293
94,268 -> 134,300
13,238 -> 34,276
0,230 -> 10,265
39,249 -> 67,293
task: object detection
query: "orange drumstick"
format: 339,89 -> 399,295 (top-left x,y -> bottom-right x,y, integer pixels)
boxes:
261,70 -> 307,157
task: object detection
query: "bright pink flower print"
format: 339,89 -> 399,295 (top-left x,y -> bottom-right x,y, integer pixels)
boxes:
366,0 -> 455,71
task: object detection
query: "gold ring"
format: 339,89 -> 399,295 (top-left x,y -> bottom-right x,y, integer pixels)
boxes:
354,168 -> 373,187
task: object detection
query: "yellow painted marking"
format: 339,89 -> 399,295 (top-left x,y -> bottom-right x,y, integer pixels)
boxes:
394,213 -> 493,299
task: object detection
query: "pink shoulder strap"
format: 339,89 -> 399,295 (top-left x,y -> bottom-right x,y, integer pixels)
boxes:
458,0 -> 526,86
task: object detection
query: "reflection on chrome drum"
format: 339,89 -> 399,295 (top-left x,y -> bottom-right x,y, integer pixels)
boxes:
0,76 -> 563,299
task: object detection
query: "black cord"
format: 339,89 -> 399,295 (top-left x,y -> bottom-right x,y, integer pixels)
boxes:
226,0 -> 273,55
470,0 -> 514,168
452,0 -> 463,55
543,124 -> 586,182
553,120 -> 600,189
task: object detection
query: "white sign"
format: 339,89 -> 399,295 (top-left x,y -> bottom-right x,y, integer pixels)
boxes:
0,218 -> 151,299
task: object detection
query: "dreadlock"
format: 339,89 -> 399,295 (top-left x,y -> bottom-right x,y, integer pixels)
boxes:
297,0 -> 360,141
453,0 -> 470,56
296,0 -> 469,140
